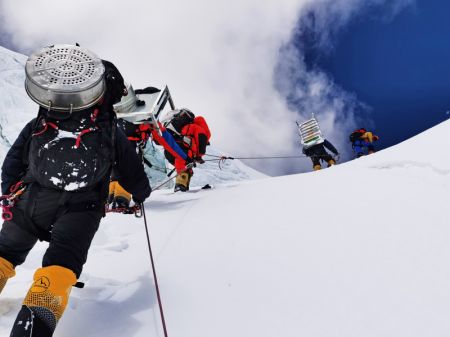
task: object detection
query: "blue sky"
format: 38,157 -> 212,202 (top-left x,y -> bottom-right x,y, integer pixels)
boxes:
300,0 -> 449,151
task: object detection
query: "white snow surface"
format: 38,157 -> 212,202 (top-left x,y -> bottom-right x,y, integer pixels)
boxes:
1,46 -> 450,336
0,119 -> 448,337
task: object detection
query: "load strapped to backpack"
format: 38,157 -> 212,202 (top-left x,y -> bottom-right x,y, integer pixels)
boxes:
23,44 -> 126,192
297,117 -> 325,149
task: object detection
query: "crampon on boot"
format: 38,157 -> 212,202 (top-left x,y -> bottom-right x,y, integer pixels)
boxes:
174,184 -> 188,192
114,196 -> 130,209
10,306 -> 52,337
10,266 -> 76,337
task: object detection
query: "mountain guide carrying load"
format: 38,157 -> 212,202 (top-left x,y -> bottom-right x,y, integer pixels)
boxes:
160,108 -> 211,192
303,139 -> 339,171
0,44 -> 151,337
297,117 -> 339,171
349,128 -> 379,158
111,86 -> 200,193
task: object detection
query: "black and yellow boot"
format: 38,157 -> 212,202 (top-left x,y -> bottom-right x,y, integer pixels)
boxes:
313,164 -> 322,171
108,180 -> 117,205
327,159 -> 335,167
174,172 -> 190,192
111,181 -> 131,209
0,256 -> 15,294
10,266 -> 76,337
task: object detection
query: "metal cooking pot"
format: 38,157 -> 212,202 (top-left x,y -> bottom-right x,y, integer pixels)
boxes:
113,84 -> 137,114
25,44 -> 105,112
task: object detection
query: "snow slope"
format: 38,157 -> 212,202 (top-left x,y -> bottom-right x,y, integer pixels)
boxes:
1,46 -> 449,337
0,118 -> 448,337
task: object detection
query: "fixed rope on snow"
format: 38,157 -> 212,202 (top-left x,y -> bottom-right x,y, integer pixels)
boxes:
203,153 -> 340,169
104,203 -> 169,337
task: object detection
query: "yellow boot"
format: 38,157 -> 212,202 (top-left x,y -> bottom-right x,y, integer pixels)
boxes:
327,159 -> 335,167
113,182 -> 132,208
313,164 -> 322,171
19,266 -> 77,334
108,180 -> 117,204
0,256 -> 15,294
175,172 -> 190,192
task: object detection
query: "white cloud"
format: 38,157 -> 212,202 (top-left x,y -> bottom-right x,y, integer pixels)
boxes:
274,0 -> 415,170
0,0 -> 414,175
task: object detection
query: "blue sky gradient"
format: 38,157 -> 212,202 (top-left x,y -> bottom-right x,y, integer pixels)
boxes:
301,0 -> 449,150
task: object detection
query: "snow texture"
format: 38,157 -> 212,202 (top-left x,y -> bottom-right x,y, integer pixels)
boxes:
1,47 -> 449,337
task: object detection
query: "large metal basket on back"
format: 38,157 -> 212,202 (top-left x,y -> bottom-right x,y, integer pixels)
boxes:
113,83 -> 138,114
25,44 -> 105,112
113,85 -> 175,124
298,117 -> 325,149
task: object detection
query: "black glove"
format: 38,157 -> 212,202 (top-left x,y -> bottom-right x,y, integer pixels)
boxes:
195,157 -> 205,164
132,186 -> 151,204
185,156 -> 196,168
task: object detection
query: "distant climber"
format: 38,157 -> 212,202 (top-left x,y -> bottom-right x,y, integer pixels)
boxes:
349,128 -> 379,157
297,117 -> 339,171
303,139 -> 339,171
160,109 -> 211,192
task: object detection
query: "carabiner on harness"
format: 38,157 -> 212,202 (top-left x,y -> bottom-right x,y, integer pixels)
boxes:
0,182 -> 27,221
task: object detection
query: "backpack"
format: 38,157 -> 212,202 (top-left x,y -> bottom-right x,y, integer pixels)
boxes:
349,128 -> 366,142
24,60 -> 125,192
26,105 -> 115,192
164,109 -> 195,137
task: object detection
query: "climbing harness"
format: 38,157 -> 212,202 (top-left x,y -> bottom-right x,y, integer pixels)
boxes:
0,181 -> 27,221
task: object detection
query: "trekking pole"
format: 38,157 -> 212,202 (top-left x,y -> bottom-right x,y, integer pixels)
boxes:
140,202 -> 169,337
152,175 -> 178,191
